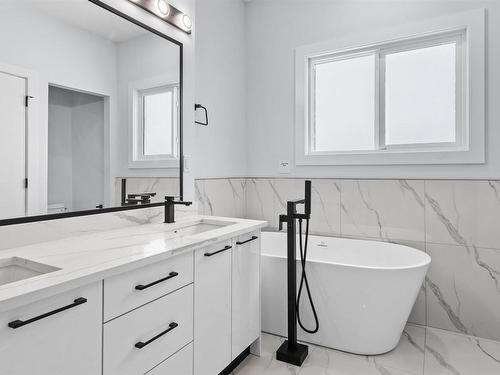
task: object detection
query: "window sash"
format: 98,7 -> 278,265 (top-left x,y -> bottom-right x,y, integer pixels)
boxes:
136,84 -> 179,161
307,30 -> 466,155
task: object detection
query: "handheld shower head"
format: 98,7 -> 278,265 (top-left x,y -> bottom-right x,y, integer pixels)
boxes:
304,180 -> 311,217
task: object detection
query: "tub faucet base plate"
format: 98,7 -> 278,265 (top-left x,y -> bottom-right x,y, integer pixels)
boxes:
276,341 -> 308,366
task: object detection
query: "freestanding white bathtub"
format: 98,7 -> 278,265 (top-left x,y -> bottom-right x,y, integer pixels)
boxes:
261,231 -> 431,355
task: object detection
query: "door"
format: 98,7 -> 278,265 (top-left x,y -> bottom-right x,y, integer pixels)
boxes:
232,231 -> 261,359
194,241 -> 232,375
0,71 -> 26,219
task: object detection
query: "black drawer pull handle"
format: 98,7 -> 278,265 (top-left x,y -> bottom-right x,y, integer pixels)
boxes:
135,272 -> 179,291
8,297 -> 87,329
204,245 -> 232,257
135,322 -> 179,349
236,236 -> 258,245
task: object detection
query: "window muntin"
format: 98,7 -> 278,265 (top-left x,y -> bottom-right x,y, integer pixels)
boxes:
308,32 -> 465,155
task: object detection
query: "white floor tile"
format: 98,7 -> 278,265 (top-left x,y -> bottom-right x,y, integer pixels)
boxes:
235,326 -> 500,375
424,328 -> 500,375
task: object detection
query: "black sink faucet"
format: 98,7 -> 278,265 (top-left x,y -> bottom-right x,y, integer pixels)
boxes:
164,196 -> 193,223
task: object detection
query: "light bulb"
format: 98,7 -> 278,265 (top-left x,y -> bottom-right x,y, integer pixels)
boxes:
157,0 -> 170,16
182,14 -> 192,30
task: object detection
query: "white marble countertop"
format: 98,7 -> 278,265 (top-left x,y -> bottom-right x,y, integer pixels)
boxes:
0,215 -> 267,312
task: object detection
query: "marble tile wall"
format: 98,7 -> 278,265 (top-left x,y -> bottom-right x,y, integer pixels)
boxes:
114,177 -> 180,205
196,178 -> 500,342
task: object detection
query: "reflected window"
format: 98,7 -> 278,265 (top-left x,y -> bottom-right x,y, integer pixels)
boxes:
133,84 -> 179,164
142,88 -> 174,156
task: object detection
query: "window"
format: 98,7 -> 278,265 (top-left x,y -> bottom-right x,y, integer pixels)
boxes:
312,52 -> 376,152
130,83 -> 179,167
309,32 -> 464,155
142,88 -> 175,157
295,9 -> 485,165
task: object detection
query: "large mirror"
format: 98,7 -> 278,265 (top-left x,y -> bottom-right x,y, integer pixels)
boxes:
0,0 -> 182,222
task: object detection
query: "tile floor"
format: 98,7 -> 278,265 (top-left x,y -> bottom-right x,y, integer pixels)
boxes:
232,325 -> 500,375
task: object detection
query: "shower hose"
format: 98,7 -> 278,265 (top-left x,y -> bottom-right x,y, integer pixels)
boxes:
296,218 -> 320,334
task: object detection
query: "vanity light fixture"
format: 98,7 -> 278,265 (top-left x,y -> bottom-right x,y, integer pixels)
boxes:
128,0 -> 192,34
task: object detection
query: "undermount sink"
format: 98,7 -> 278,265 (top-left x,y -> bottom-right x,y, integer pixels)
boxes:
0,257 -> 60,287
170,220 -> 235,237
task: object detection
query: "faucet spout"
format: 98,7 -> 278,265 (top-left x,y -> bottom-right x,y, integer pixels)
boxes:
164,196 -> 193,223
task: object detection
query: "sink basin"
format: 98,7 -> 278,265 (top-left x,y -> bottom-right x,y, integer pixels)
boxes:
0,257 -> 60,287
170,220 -> 235,237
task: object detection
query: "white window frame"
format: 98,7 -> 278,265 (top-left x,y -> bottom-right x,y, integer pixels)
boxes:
295,8 -> 485,166
128,76 -> 180,169
137,84 -> 178,161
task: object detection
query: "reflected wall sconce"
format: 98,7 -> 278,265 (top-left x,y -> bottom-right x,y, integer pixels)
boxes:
128,0 -> 192,34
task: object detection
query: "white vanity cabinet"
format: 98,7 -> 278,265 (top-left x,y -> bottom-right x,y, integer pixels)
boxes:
0,225 -> 263,375
194,231 -> 261,374
0,282 -> 102,375
232,231 -> 261,359
102,253 -> 194,375
103,251 -> 193,321
103,284 -> 193,375
146,343 -> 193,375
194,240 -> 233,375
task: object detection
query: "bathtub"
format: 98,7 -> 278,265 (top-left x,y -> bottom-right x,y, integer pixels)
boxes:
261,231 -> 430,355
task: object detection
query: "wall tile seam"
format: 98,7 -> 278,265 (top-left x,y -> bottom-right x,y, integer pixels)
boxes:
195,177 -> 500,182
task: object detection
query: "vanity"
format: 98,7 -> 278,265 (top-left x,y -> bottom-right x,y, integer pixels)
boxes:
0,216 -> 266,375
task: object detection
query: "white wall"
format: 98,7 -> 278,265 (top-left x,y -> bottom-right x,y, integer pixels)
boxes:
194,0 -> 247,178
48,88 -> 74,210
71,93 -> 105,211
0,3 -> 117,214
115,33 -> 180,179
48,87 -> 105,212
244,0 -> 500,179
101,0 -> 197,200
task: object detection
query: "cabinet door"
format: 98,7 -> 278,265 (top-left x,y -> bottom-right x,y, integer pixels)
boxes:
194,241 -> 232,375
232,231 -> 261,359
0,282 -> 102,375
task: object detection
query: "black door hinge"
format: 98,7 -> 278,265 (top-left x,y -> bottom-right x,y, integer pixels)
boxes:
25,95 -> 33,107
24,178 -> 28,189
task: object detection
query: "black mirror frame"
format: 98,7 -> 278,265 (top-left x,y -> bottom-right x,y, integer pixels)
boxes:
0,0 -> 184,227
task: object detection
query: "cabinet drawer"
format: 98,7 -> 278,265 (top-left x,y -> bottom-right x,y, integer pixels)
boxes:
146,343 -> 193,375
104,252 -> 193,321
0,282 -> 102,375
103,284 -> 193,375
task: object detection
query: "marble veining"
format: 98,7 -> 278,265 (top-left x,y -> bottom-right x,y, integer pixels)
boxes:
197,177 -> 500,343
425,180 -> 500,249
196,179 -> 246,217
340,180 -> 425,243
233,327 -> 500,375
424,328 -> 500,375
426,243 -> 500,341
0,215 -> 266,313
114,177 -> 180,205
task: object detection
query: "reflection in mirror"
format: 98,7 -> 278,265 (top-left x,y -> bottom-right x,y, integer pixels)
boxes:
0,0 -> 181,220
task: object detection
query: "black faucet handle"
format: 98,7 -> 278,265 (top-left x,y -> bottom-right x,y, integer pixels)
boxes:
279,214 -> 288,231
